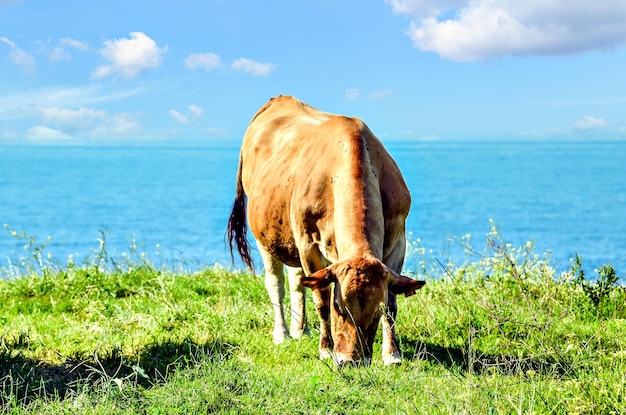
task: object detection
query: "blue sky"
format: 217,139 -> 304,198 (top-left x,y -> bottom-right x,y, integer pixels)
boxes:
1,0 -> 626,144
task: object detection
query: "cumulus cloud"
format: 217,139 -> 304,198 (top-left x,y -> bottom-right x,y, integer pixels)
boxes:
26,126 -> 73,141
387,0 -> 626,61
169,109 -> 190,124
231,58 -> 275,76
90,112 -> 140,137
185,53 -> 275,76
0,37 -> 36,74
386,0 -> 466,18
33,105 -> 141,139
185,52 -> 223,71
188,104 -> 204,119
574,116 -> 609,131
92,32 -> 166,79
37,106 -> 106,133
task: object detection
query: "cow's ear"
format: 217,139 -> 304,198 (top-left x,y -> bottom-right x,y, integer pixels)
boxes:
301,267 -> 336,290
389,274 -> 425,297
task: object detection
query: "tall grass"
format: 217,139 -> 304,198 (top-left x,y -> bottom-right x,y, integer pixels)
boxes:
1,224 -> 625,414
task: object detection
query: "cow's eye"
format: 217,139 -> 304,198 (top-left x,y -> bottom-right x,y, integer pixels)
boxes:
333,296 -> 345,315
333,283 -> 345,315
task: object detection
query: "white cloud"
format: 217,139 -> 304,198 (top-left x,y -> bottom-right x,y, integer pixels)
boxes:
37,106 -> 106,133
92,32 -> 166,79
90,112 -> 140,137
574,116 -> 609,131
185,53 -> 275,76
0,37 -> 36,74
185,52 -> 223,71
386,0 -> 466,18
345,89 -> 360,101
388,0 -> 626,61
59,37 -> 89,52
33,105 -> 141,139
26,126 -> 73,141
48,46 -> 70,62
169,105 -> 204,124
188,104 -> 204,119
169,109 -> 190,124
48,37 -> 90,62
368,89 -> 394,100
0,86 -> 145,122
345,88 -> 393,101
231,58 -> 275,76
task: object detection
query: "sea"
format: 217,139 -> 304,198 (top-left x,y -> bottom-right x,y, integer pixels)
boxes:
1,140 -> 625,279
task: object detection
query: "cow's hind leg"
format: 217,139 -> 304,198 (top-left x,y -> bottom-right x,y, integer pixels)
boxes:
286,266 -> 309,338
259,246 -> 289,344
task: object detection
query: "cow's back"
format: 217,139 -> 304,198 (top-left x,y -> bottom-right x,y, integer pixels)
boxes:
239,96 -> 410,270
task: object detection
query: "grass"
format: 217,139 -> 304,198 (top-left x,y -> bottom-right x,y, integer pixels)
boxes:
1,226 -> 626,414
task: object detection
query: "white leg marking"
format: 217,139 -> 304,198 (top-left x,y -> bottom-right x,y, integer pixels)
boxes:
259,246 -> 289,344
381,314 -> 402,365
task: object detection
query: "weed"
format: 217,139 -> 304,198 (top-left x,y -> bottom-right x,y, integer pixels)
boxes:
571,253 -> 622,314
1,225 -> 625,413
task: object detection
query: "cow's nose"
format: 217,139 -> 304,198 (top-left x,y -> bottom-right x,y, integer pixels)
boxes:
334,355 -> 372,368
336,358 -> 358,368
333,353 -> 355,367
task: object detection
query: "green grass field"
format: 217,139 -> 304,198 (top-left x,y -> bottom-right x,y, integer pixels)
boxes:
1,228 -> 625,414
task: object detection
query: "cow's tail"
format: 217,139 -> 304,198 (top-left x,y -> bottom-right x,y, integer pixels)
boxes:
226,157 -> 254,270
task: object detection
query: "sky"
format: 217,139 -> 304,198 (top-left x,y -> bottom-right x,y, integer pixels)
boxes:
1,0 -> 626,145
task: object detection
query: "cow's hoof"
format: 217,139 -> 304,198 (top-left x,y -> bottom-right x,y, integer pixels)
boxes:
290,325 -> 310,339
383,352 -> 402,366
319,348 -> 333,360
273,329 -> 290,344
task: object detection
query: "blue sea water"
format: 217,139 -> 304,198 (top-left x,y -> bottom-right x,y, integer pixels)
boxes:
1,140 -> 625,277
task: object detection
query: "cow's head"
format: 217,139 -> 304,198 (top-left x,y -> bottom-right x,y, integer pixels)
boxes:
301,257 -> 424,366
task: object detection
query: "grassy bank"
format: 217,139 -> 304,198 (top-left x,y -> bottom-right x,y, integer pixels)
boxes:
1,230 -> 626,414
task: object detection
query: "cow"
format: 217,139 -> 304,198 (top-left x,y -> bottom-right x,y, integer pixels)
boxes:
227,95 -> 424,366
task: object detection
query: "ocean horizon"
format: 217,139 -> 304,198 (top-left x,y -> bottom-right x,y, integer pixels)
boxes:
1,139 -> 625,279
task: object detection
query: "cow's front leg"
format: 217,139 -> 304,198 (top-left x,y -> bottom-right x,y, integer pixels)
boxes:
259,246 -> 289,344
311,286 -> 333,359
286,266 -> 309,338
382,292 -> 402,365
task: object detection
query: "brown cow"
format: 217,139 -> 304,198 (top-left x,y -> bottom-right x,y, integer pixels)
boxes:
227,95 -> 424,366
